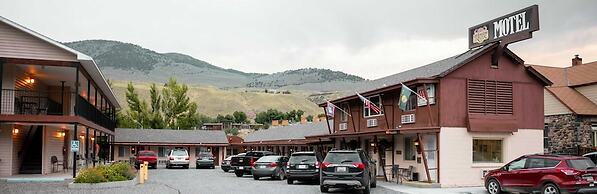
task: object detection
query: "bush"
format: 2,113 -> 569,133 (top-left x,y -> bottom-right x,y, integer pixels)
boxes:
74,162 -> 135,183
74,168 -> 107,183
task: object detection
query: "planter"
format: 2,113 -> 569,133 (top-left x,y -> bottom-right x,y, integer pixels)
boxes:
68,176 -> 138,189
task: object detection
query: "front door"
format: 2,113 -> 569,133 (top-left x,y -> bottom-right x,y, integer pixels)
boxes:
500,157 -> 528,191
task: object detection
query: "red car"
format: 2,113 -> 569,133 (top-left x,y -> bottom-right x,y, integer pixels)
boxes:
484,154 -> 597,194
135,150 -> 158,169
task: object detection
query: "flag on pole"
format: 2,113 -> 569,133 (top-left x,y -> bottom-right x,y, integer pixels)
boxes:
399,83 -> 427,111
326,101 -> 351,117
356,93 -> 382,114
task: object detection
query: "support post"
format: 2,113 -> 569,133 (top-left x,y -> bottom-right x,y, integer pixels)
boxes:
60,81 -> 65,115
0,60 -> 3,111
93,130 -> 96,167
110,135 -> 115,162
72,123 -> 78,178
417,133 -> 432,183
85,127 -> 89,168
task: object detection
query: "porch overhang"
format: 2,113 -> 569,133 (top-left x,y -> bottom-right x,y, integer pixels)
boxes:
0,114 -> 114,134
114,142 -> 229,147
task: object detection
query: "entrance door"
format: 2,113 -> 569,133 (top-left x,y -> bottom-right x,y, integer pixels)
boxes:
422,134 -> 438,182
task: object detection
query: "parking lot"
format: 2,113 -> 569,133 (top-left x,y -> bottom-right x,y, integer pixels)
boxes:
0,168 -> 397,194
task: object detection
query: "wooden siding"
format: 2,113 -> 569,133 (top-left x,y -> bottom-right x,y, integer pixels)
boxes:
440,49 -> 544,130
0,124 -> 13,176
11,126 -> 28,174
43,126 -> 66,174
544,89 -> 572,116
576,84 -> 597,105
0,21 -> 77,62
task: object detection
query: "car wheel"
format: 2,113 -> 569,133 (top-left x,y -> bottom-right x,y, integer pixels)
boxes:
371,176 -> 377,188
186,165 -> 190,169
320,185 -> 328,193
196,165 -> 200,169
486,179 -> 502,194
363,180 -> 371,194
543,183 -> 560,194
253,176 -> 259,180
166,164 -> 170,169
211,166 -> 215,169
287,178 -> 293,184
223,169 -> 229,172
235,171 -> 243,177
278,171 -> 285,180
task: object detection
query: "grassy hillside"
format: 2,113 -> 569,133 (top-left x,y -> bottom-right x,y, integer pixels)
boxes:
111,80 -> 323,119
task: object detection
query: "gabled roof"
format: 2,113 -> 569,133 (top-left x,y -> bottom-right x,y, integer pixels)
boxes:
244,121 -> 331,142
545,87 -> 597,115
115,128 -> 229,145
0,16 -> 120,108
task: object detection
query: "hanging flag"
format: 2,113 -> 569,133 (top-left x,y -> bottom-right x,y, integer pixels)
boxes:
400,83 -> 427,111
356,93 -> 382,114
325,101 -> 335,117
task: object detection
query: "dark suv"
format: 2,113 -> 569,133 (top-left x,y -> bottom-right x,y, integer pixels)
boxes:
287,151 -> 323,184
230,151 -> 274,177
485,154 -> 597,194
320,149 -> 376,194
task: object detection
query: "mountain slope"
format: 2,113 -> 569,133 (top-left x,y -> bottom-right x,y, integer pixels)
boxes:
246,68 -> 364,88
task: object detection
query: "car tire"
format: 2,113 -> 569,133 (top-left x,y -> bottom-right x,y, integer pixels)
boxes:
287,178 -> 293,184
486,179 -> 502,194
371,176 -> 377,188
185,165 -> 189,169
278,172 -> 285,180
542,183 -> 560,194
211,166 -> 215,169
196,166 -> 200,169
235,171 -> 243,177
223,169 -> 229,172
166,164 -> 170,169
320,185 -> 328,193
363,180 -> 371,194
253,176 -> 259,180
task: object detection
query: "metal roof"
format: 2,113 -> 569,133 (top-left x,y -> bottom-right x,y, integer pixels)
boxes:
115,128 -> 229,144
244,121 -> 332,142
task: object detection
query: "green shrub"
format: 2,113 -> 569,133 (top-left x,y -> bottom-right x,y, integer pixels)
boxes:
109,162 -> 136,180
74,168 -> 107,183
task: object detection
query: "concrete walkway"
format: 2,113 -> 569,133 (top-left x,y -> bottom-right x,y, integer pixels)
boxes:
0,172 -> 73,183
378,181 -> 488,194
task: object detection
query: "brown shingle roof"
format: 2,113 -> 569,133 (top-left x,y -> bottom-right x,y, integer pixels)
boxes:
545,87 -> 597,115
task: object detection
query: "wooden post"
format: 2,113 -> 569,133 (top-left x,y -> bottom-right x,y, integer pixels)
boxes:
85,127 -> 89,168
72,123 -> 78,178
93,130 -> 96,167
417,133 -> 432,183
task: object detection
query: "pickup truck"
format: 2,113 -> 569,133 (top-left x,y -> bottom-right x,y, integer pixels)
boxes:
135,150 -> 158,169
230,151 -> 274,177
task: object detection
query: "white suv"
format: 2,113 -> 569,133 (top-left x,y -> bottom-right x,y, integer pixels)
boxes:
166,149 -> 190,169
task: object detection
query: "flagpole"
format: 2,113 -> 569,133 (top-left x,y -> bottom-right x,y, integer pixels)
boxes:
401,83 -> 427,103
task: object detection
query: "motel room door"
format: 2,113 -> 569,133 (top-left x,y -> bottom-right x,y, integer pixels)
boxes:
422,134 -> 438,182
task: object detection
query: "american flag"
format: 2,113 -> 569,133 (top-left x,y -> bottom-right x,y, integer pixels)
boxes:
356,93 -> 382,114
325,101 -> 335,117
417,87 -> 428,105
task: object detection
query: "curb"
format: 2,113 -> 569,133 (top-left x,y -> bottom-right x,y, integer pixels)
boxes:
0,177 -> 73,183
68,176 -> 138,189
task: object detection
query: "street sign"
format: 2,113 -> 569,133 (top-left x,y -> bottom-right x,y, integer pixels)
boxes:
468,5 -> 539,49
71,140 -> 79,152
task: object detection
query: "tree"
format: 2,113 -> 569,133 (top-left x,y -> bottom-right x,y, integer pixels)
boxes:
225,128 -> 240,136
233,111 -> 248,123
161,78 -> 197,129
306,115 -> 314,122
149,84 -> 166,129
121,82 -> 151,128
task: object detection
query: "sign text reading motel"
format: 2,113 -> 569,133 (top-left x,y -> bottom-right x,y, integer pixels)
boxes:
468,5 -> 539,49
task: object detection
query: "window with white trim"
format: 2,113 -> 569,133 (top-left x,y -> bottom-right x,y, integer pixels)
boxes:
417,84 -> 436,106
363,95 -> 383,117
340,105 -> 349,122
473,139 -> 503,163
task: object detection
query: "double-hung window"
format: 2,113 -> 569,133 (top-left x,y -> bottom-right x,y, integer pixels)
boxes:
417,84 -> 436,106
340,105 -> 349,122
363,95 -> 383,117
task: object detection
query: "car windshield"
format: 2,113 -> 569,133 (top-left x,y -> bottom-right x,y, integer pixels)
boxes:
290,154 -> 316,163
257,156 -> 280,162
246,152 -> 265,157
172,150 -> 187,156
139,152 -> 155,156
567,158 -> 596,170
324,152 -> 361,164
199,153 -> 213,157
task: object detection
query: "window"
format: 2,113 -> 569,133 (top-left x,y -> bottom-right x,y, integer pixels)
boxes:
402,93 -> 417,112
467,80 -> 513,114
527,158 -> 560,169
404,137 -> 416,161
473,139 -> 502,163
340,105 -> 349,122
417,84 -> 436,106
118,146 -> 125,157
196,147 -> 209,156
591,122 -> 597,147
158,147 -> 166,157
507,158 -> 526,171
363,95 -> 383,117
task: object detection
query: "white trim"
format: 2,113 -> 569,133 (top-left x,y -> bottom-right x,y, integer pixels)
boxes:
362,95 -> 384,118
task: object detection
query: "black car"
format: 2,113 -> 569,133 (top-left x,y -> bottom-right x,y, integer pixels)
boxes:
320,149 -> 376,194
196,152 -> 215,169
287,151 -> 323,184
222,153 -> 245,172
230,151 -> 274,177
251,155 -> 288,180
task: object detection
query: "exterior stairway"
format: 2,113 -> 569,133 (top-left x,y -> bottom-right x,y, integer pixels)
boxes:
19,126 -> 43,174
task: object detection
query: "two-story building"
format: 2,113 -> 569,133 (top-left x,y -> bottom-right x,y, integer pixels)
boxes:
306,43 -> 548,187
0,16 -> 119,177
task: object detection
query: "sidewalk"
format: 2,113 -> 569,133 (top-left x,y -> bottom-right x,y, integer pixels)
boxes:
378,181 -> 488,194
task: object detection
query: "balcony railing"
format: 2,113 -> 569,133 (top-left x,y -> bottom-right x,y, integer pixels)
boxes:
75,95 -> 116,131
1,89 -> 68,115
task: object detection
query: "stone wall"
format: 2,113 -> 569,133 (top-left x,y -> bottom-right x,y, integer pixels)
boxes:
545,114 -> 594,154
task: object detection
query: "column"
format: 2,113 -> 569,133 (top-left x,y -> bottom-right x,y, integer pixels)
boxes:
93,129 -> 96,167
72,123 -> 78,178
85,127 -> 89,168
110,135 -> 115,162
0,60 -> 4,111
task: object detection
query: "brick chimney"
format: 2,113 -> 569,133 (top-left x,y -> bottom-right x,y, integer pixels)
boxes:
271,120 -> 279,127
572,54 -> 583,66
300,117 -> 307,124
281,120 -> 289,126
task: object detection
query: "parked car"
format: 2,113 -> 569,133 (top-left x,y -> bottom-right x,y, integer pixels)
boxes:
251,155 -> 288,180
320,149 -> 377,194
135,150 -> 158,169
287,151 -> 323,184
583,152 -> 597,164
196,152 -> 215,169
230,151 -> 274,177
166,148 -> 190,169
484,154 -> 597,194
222,153 -> 245,172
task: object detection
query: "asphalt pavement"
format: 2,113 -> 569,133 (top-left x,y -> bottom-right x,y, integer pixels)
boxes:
0,168 -> 397,194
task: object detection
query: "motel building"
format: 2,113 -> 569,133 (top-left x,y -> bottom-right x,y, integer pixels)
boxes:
307,37 -> 549,187
242,121 -> 334,156
114,128 -> 229,167
0,16 -> 119,177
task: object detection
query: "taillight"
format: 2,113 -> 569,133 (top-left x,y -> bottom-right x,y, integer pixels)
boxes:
315,161 -> 320,169
321,162 -> 331,168
286,162 -> 290,169
561,169 -> 580,176
250,158 -> 256,167
268,162 -> 277,168
185,156 -> 189,160
352,162 -> 365,171
169,156 -> 174,160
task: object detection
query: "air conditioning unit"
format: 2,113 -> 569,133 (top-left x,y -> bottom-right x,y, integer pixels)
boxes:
366,119 -> 378,127
339,123 -> 348,131
401,114 -> 415,124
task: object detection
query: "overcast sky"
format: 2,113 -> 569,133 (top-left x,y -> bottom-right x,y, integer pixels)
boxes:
1,0 -> 596,79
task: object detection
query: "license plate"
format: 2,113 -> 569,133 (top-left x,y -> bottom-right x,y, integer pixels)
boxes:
258,165 -> 265,169
587,176 -> 594,181
239,159 -> 244,162
239,167 -> 244,170
336,167 -> 347,172
298,165 -> 308,169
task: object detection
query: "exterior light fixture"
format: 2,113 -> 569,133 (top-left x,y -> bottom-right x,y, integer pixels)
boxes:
12,128 -> 19,135
79,135 -> 85,139
25,77 -> 35,84
413,139 -> 420,146
91,137 -> 95,141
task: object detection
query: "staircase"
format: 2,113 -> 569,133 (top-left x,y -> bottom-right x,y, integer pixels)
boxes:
19,126 -> 43,174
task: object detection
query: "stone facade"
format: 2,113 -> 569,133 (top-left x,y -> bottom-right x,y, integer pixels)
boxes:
545,114 -> 594,154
